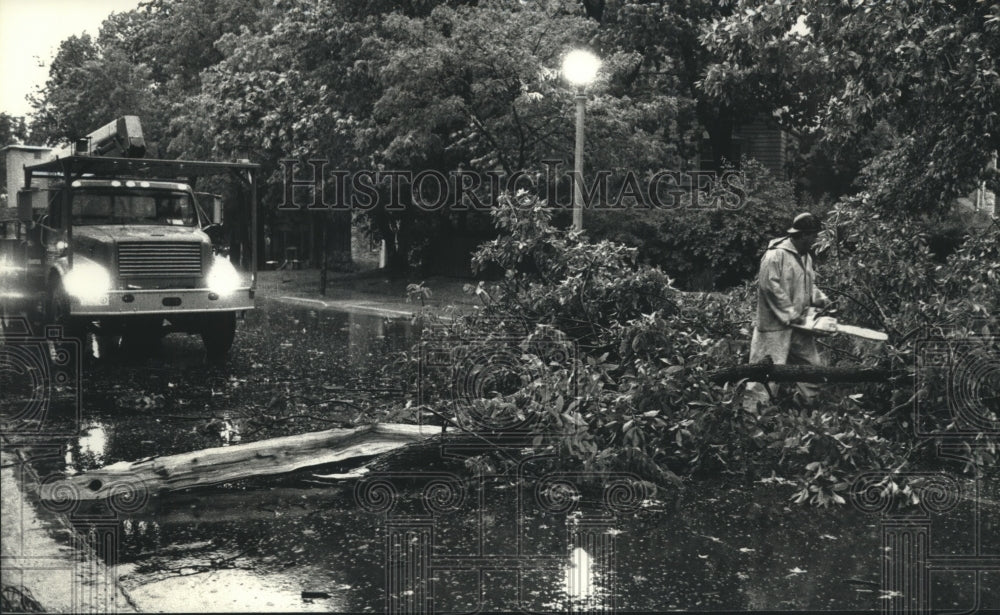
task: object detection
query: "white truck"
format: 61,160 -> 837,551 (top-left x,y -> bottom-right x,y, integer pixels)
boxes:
0,116 -> 258,359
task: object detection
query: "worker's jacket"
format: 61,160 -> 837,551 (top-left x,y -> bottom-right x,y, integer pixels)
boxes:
755,237 -> 829,332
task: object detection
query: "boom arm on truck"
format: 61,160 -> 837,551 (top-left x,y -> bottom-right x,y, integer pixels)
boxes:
47,115 -> 146,160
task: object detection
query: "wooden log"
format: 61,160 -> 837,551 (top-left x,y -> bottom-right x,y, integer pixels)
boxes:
127,486 -> 350,525
40,423 -> 441,503
709,364 -> 893,385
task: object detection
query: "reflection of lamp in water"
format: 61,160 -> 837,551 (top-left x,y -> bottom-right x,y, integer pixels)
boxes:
66,423 -> 109,474
564,547 -> 596,605
78,423 -> 109,466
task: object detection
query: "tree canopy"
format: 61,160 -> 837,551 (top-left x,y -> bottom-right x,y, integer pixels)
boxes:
700,0 -> 1000,213
21,0 -> 1000,269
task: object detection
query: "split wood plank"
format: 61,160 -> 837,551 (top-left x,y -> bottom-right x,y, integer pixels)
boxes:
42,423 -> 441,503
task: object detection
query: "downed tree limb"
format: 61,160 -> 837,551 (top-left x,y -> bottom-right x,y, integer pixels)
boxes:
709,364 -> 893,385
41,423 -> 441,504
126,486 -> 350,525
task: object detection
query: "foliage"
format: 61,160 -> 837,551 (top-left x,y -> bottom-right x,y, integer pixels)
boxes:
813,196 -> 999,473
700,0 -> 1000,213
28,34 -> 166,149
28,0 -> 744,274
373,1 -> 681,175
27,0 -> 272,156
588,158 -> 804,290
362,0 -> 686,269
406,192 -> 993,506
588,0 -> 738,170
0,113 -> 28,146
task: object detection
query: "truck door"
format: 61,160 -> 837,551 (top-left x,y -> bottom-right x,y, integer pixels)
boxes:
41,188 -> 68,272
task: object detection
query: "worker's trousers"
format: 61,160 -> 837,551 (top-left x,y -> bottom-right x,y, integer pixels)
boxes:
744,327 -> 822,406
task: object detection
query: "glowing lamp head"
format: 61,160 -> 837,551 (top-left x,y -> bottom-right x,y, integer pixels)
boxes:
562,49 -> 601,87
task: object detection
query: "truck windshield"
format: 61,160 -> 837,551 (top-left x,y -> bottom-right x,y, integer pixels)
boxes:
71,189 -> 198,226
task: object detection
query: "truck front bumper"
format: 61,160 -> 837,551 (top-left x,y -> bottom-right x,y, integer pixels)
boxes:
70,288 -> 255,317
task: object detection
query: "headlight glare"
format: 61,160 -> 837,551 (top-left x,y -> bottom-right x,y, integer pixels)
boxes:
207,256 -> 242,295
64,262 -> 112,304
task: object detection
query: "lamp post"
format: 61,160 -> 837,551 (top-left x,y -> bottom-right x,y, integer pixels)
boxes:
562,49 -> 601,232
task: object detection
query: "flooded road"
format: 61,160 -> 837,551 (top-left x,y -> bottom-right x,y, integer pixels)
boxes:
39,297 -> 416,471
4,298 -> 998,612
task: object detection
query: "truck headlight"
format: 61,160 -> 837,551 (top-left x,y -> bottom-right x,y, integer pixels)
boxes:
207,256 -> 242,295
64,262 -> 112,303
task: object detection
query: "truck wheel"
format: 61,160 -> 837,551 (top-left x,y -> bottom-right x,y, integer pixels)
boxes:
46,280 -> 88,348
201,312 -> 236,360
95,334 -> 123,359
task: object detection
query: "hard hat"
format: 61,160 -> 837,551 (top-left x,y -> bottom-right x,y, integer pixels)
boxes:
787,212 -> 822,234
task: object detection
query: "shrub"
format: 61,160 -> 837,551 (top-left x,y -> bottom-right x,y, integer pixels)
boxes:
401,190 -> 997,506
587,158 -> 806,290
814,196 -> 999,476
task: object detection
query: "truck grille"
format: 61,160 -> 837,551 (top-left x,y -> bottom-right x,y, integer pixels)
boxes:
117,242 -> 202,278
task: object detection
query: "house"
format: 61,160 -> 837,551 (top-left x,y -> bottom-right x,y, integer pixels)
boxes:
1,145 -> 56,213
700,116 -> 794,178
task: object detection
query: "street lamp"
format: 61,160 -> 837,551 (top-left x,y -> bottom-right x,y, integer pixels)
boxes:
562,49 -> 601,231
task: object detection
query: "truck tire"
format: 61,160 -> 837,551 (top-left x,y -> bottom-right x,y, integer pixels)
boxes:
46,279 -> 88,349
201,312 -> 236,360
95,334 -> 123,359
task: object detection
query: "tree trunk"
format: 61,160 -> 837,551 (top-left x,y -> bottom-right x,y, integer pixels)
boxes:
709,364 -> 894,385
127,486 -> 350,525
320,219 -> 328,295
327,210 -> 352,267
42,423 -> 442,502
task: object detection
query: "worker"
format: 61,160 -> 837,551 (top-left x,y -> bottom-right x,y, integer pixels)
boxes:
744,212 -> 831,407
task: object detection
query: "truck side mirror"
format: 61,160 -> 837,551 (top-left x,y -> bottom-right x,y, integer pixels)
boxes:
212,197 -> 223,225
202,223 -> 226,246
194,192 -> 223,224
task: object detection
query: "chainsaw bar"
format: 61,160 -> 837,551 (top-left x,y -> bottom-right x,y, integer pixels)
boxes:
791,308 -> 888,341
828,323 -> 889,341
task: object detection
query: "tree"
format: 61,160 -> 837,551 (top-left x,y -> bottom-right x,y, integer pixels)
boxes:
365,0 -> 690,270
192,0 -> 686,273
29,0 -> 272,155
569,1 -> 740,172
700,0 -> 1000,213
182,0 -> 406,269
0,114 -> 28,145
28,33 -> 170,153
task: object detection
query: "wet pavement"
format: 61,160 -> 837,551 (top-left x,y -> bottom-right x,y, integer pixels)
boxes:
45,297 -> 415,466
2,297 -> 998,612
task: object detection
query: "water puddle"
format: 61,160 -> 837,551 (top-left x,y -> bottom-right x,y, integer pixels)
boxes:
30,300 -> 417,474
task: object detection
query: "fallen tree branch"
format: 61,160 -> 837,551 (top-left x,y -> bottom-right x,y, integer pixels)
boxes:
709,364 -> 893,384
42,423 -> 441,503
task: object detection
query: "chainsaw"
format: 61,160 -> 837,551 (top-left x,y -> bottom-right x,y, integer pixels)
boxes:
791,307 -> 889,341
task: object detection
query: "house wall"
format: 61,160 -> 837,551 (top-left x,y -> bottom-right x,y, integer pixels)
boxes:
697,118 -> 792,178
735,120 -> 788,178
2,146 -> 53,196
